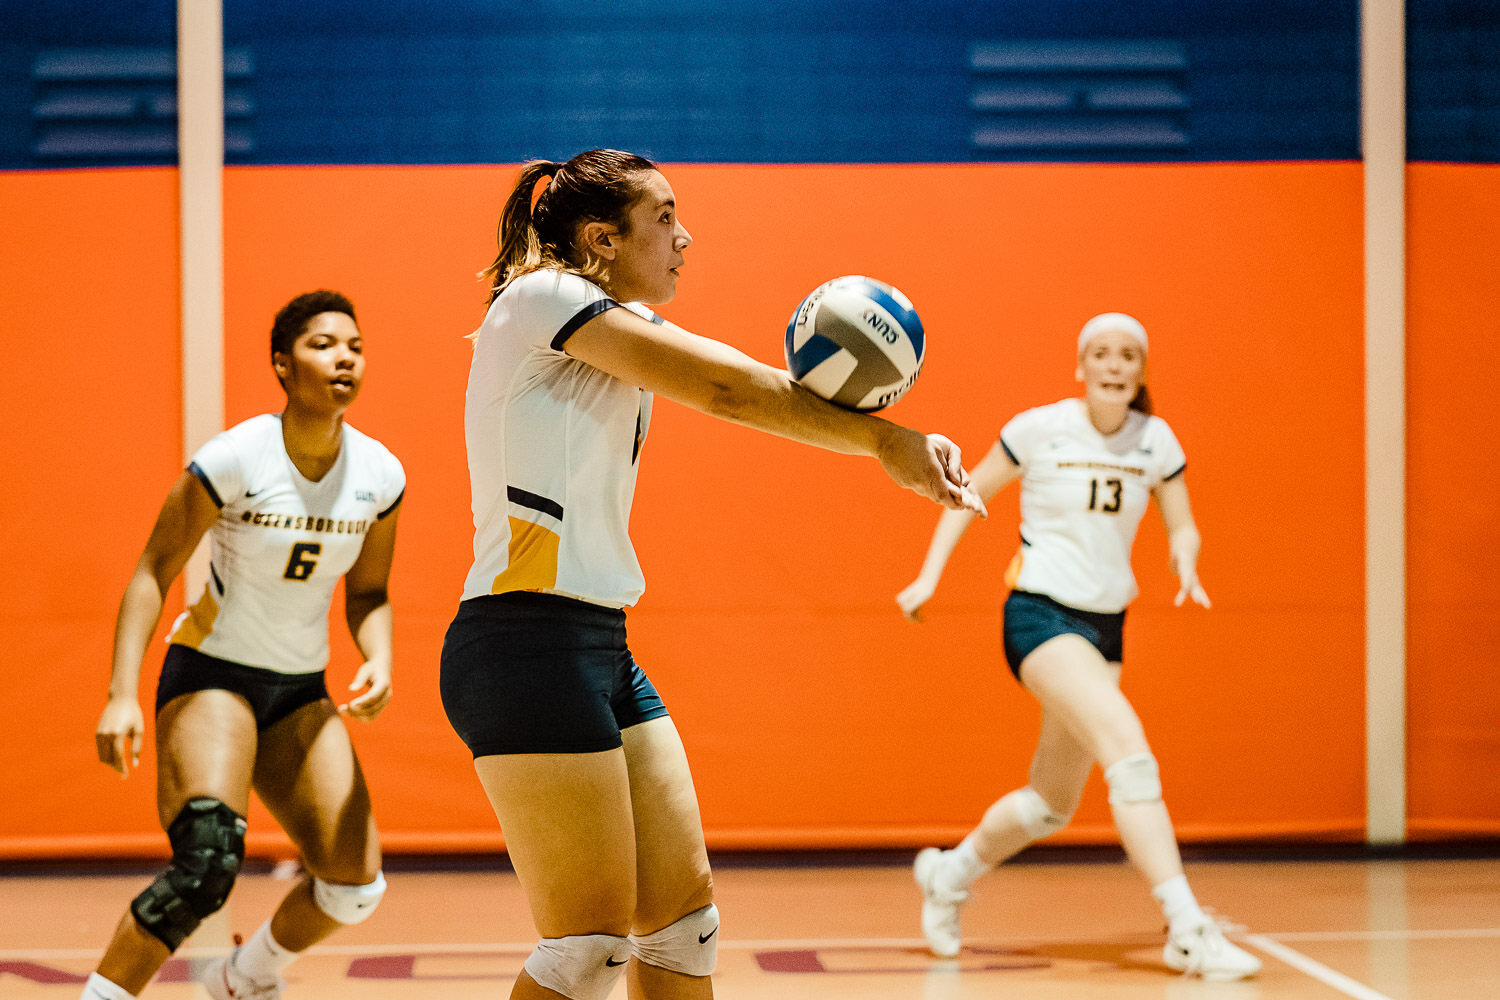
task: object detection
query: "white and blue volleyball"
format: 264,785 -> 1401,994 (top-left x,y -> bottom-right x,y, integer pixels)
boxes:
784,275 -> 925,412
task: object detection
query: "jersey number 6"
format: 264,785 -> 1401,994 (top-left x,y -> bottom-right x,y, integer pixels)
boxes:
284,542 -> 323,581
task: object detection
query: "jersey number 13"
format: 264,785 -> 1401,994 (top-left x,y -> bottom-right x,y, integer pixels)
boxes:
1088,478 -> 1123,514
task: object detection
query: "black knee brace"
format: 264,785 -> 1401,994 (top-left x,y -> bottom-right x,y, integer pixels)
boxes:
130,797 -> 247,950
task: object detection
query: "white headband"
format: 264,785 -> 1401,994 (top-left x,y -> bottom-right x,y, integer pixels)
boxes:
1077,312 -> 1148,354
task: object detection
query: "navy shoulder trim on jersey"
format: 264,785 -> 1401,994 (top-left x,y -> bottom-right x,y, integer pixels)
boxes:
377,488 -> 405,519
1162,462 -> 1187,482
999,438 -> 1020,466
507,485 -> 564,521
187,461 -> 224,508
551,299 -> 620,350
209,561 -> 226,597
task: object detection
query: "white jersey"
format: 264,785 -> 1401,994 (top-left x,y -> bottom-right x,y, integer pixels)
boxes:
1000,399 -> 1186,613
461,269 -> 659,608
168,413 -> 405,673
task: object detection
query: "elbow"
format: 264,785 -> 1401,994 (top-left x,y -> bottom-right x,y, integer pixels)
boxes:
346,587 -> 390,614
1170,525 -> 1201,553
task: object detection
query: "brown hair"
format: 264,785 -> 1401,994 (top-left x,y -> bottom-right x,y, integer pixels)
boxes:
480,149 -> 658,305
271,289 -> 356,360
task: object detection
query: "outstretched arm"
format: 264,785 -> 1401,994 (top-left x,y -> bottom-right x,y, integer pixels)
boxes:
96,471 -> 220,777
897,439 -> 1022,621
1153,474 -> 1210,608
564,307 -> 986,515
341,506 -> 400,720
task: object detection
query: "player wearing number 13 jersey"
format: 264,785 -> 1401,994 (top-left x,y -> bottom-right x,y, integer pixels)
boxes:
1000,396 -> 1185,614
898,313 -> 1260,981
86,291 -> 404,1000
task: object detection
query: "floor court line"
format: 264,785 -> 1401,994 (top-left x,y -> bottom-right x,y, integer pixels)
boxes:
1245,934 -> 1394,1000
1260,926 -> 1500,941
11,931 -> 1487,999
20,923 -> 1498,959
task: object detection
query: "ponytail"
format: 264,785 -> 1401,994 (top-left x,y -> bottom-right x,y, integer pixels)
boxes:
478,149 -> 659,307
1130,384 -> 1154,416
480,160 -> 563,305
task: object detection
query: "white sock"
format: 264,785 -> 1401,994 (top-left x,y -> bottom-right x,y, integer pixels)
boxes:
940,838 -> 989,892
1151,874 -> 1207,934
232,921 -> 298,985
82,973 -> 135,1000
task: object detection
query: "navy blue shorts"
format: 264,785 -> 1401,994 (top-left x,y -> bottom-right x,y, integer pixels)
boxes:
439,591 -> 669,757
1002,590 -> 1126,679
155,645 -> 330,730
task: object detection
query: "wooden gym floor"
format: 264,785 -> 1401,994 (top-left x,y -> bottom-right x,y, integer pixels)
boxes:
2,847 -> 1497,999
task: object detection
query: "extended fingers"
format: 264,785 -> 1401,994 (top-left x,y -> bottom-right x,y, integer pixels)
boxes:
1175,580 -> 1212,608
943,442 -> 968,485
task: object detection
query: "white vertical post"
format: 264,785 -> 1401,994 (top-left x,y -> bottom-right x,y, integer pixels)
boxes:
177,0 -> 224,597
1361,0 -> 1407,845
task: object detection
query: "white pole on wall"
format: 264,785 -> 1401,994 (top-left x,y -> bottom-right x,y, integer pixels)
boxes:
1361,0 -> 1407,845
177,0 -> 224,598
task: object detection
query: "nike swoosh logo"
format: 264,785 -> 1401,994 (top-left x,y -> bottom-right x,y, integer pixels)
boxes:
699,926 -> 719,944
245,489 -> 264,498
605,957 -> 628,967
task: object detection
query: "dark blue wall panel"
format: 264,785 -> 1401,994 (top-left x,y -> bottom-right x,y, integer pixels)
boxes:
0,0 -> 1490,167
1409,1 -> 1500,162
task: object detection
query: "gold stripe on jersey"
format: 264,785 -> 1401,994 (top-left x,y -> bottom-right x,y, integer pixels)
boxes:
168,583 -> 221,649
1004,549 -> 1024,590
490,516 -> 561,594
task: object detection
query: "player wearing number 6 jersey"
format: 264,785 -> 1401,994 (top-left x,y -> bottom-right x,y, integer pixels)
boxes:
84,290 -> 404,1000
898,313 -> 1260,981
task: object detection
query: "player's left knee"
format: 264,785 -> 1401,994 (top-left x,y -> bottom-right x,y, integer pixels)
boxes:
312,871 -> 386,924
630,903 -> 719,977
1104,752 -> 1162,805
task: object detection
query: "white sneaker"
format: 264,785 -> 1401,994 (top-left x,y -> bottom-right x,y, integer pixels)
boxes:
913,847 -> 968,958
202,949 -> 285,1000
1163,921 -> 1262,980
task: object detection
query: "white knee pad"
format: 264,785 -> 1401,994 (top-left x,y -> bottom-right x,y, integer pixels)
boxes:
1011,787 -> 1071,841
1104,753 -> 1163,805
524,934 -> 631,1000
630,903 -> 719,977
313,872 -> 386,924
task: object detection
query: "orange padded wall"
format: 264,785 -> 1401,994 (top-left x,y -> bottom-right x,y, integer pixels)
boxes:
0,168 -> 183,855
1,161 -> 1395,858
1406,163 -> 1500,839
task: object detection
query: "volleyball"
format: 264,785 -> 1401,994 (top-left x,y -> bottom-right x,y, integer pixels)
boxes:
784,275 -> 925,412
